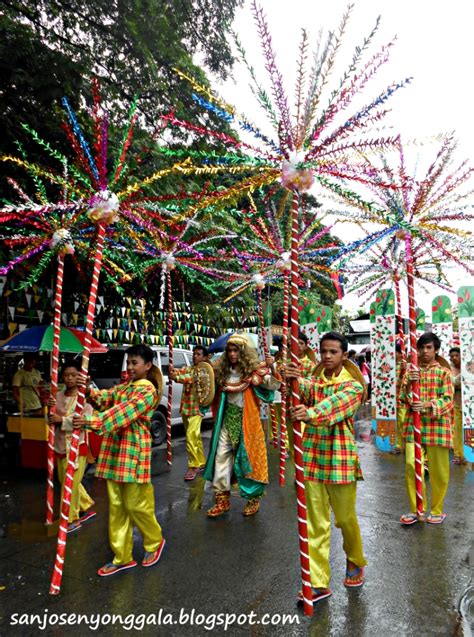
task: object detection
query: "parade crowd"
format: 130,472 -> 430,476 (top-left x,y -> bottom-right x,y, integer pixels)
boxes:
32,327 -> 464,605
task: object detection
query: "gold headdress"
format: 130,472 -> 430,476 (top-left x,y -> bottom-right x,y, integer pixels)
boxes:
227,333 -> 252,348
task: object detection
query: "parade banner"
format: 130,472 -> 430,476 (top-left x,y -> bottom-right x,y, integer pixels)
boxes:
369,300 -> 377,432
299,301 -> 332,358
458,286 -> 474,463
431,295 -> 453,357
371,289 -> 397,452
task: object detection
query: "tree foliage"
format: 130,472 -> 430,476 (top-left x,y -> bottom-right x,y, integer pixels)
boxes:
0,1 -> 243,170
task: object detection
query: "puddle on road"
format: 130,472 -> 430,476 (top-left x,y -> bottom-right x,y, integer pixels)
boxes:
5,519 -> 59,543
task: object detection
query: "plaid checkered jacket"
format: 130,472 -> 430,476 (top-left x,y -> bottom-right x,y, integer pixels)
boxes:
400,362 -> 453,448
85,379 -> 158,483
173,366 -> 201,416
298,367 -> 364,484
300,355 -> 315,379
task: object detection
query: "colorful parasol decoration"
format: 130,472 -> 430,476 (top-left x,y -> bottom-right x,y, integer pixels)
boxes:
0,325 -> 107,354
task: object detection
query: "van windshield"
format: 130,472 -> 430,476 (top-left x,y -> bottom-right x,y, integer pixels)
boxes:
160,350 -> 187,376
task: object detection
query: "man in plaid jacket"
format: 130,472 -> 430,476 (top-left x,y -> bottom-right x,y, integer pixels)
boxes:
169,346 -> 209,481
74,344 -> 165,577
399,332 -> 454,526
286,331 -> 366,605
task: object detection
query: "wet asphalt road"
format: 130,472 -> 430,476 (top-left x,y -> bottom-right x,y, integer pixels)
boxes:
0,414 -> 473,637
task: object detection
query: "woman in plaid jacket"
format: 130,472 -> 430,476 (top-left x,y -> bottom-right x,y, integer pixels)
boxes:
286,331 -> 366,605
74,344 -> 166,576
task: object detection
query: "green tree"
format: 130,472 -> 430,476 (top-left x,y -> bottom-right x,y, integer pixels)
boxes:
0,0 -> 243,194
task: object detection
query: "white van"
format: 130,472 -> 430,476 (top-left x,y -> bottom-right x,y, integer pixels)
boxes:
90,346 -> 199,446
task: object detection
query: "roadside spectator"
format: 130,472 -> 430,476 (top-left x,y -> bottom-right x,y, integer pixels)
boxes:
357,354 -> 371,400
449,346 -> 465,464
12,352 -> 43,415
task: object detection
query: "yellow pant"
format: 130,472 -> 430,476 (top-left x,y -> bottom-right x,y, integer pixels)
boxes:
306,481 -> 367,589
396,406 -> 407,451
405,443 -> 450,515
107,481 -> 163,565
57,455 -> 94,523
183,414 -> 206,468
453,406 -> 464,461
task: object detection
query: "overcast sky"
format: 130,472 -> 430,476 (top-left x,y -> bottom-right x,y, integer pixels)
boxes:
212,0 -> 474,316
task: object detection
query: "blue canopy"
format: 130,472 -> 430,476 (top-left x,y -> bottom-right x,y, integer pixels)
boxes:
208,332 -> 259,354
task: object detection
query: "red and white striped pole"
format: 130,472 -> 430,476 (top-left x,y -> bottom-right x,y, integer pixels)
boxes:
46,252 -> 65,525
279,268 -> 290,486
166,268 -> 173,465
256,285 -> 278,448
49,223 -> 107,595
404,233 -> 424,518
289,191 -> 312,616
394,274 -> 406,362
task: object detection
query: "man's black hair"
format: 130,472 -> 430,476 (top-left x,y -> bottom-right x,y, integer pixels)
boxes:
298,332 -> 308,344
194,345 -> 209,357
449,346 -> 460,355
416,332 -> 441,352
320,331 -> 348,353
